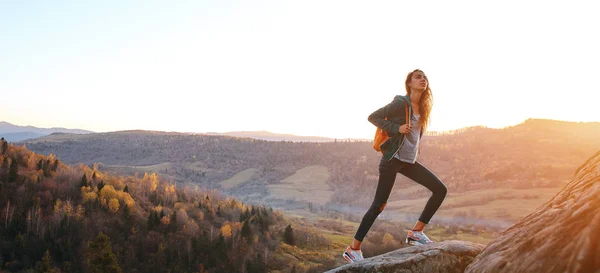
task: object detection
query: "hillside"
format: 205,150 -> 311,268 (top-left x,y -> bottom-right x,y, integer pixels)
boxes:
205,130 -> 368,142
466,149 -> 600,272
19,118 -> 600,226
0,139 -> 356,273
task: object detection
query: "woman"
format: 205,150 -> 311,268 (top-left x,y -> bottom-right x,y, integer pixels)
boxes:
342,69 -> 448,263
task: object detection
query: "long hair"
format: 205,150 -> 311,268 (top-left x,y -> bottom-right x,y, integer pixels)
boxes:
405,69 -> 433,132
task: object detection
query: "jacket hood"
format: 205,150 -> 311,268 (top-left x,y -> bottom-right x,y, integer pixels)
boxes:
394,95 -> 411,107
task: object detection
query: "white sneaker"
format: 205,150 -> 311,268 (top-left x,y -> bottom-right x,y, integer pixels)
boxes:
405,230 -> 434,245
342,246 -> 364,263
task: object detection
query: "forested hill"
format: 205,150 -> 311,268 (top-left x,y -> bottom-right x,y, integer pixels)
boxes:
20,119 -> 600,209
0,139 -> 341,273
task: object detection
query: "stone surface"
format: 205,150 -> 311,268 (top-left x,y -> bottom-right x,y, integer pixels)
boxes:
325,240 -> 484,273
465,150 -> 600,273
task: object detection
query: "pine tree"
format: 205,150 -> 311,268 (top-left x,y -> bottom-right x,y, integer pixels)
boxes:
1,157 -> 8,179
80,174 -> 88,188
87,233 -> 122,273
97,180 -> 105,191
246,254 -> 265,273
2,157 -> 8,171
240,208 -> 250,222
8,158 -> 18,183
43,159 -> 51,177
169,210 -> 177,232
284,224 -> 295,245
37,159 -> 44,170
147,211 -> 157,229
35,249 -> 61,273
123,185 -> 129,193
51,159 -> 59,171
123,203 -> 130,218
1,139 -> 7,155
215,234 -> 227,258
241,220 -> 252,244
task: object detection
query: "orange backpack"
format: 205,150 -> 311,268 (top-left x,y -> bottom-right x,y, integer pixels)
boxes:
372,100 -> 409,152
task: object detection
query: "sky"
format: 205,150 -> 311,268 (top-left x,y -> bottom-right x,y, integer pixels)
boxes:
1,0 -> 599,139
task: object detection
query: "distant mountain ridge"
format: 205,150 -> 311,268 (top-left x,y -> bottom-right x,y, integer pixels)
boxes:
0,121 -> 93,142
1,120 -> 370,143
205,130 -> 369,142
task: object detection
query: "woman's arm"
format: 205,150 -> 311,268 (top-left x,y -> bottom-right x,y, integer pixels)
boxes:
367,98 -> 403,137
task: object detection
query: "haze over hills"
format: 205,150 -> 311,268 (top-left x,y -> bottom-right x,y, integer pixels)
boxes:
0,121 -> 93,142
1,120 -> 368,143
20,118 -> 600,228
204,130 -> 369,142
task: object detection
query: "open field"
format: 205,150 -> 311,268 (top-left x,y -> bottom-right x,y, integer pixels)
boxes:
267,165 -> 333,205
218,168 -> 258,189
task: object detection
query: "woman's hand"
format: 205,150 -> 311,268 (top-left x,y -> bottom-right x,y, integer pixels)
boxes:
399,122 -> 412,134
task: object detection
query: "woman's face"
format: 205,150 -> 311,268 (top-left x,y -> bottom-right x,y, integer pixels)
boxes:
407,71 -> 428,92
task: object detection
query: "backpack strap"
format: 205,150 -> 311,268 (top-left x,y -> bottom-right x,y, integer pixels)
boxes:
405,100 -> 409,125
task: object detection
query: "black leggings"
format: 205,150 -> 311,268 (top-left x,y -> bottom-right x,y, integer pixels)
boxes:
354,157 -> 447,242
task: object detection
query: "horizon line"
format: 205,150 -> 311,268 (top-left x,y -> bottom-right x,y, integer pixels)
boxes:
2,117 -> 599,140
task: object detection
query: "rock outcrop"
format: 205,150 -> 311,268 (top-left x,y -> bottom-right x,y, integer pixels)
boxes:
465,150 -> 600,273
325,240 -> 484,273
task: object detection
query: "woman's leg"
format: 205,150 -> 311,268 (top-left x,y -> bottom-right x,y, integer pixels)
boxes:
353,157 -> 402,246
399,161 -> 447,226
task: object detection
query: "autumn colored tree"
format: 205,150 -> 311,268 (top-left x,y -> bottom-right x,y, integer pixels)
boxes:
221,223 -> 232,239
108,198 -> 120,213
160,215 -> 170,226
